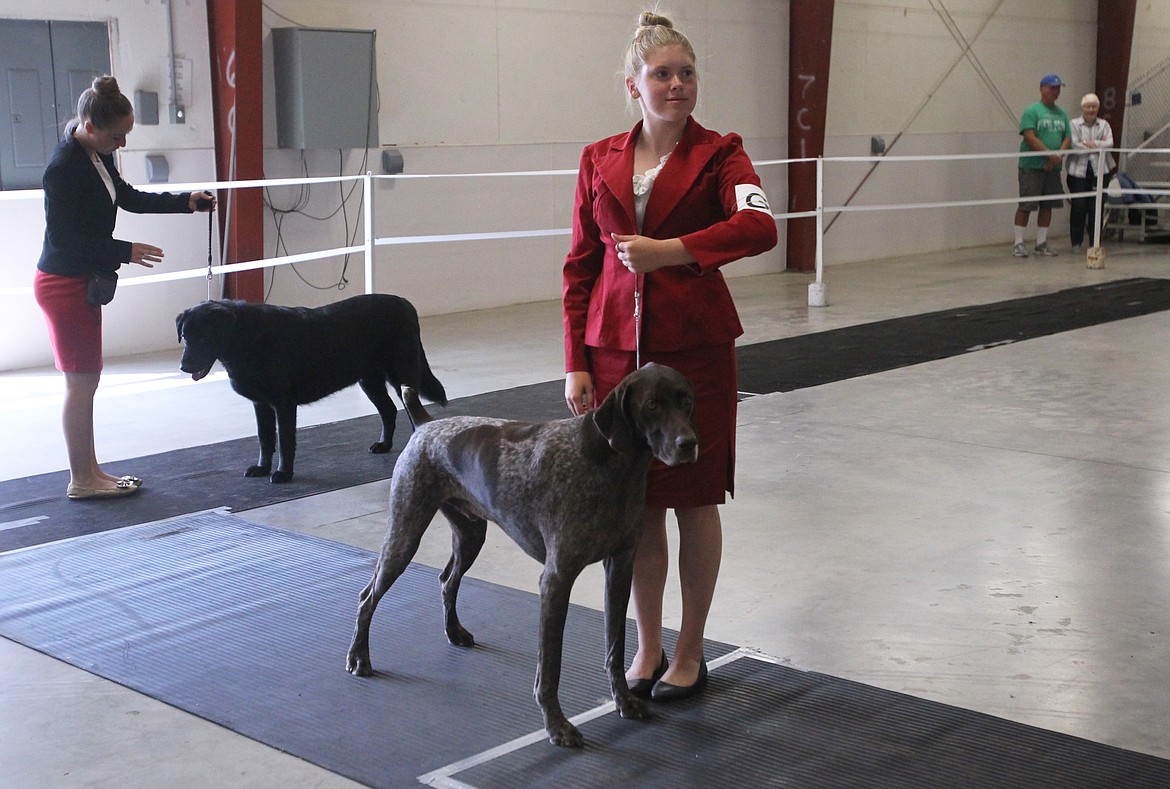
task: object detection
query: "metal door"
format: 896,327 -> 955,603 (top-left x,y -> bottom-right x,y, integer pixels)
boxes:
0,19 -> 109,190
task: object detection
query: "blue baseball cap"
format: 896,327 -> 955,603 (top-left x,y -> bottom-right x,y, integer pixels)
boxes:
1040,74 -> 1065,87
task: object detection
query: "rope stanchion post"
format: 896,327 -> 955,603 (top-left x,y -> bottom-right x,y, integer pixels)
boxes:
1088,148 -> 1107,269
364,171 -> 375,293
808,156 -> 828,307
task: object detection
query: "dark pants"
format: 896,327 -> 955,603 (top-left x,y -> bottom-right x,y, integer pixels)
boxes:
1066,172 -> 1100,247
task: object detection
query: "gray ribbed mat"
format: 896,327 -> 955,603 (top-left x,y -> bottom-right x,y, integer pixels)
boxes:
4,513 -> 1168,787
0,510 -> 736,789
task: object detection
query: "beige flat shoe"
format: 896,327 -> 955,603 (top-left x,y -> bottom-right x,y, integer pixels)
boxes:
67,479 -> 140,500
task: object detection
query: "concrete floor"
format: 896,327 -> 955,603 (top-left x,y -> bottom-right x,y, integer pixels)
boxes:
3,241 -> 1170,786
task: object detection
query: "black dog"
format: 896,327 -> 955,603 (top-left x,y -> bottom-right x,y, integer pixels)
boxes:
345,363 -> 698,747
176,295 -> 447,483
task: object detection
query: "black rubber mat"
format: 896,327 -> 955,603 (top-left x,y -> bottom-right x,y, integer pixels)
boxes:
0,380 -> 566,553
448,653 -> 1170,788
3,512 -> 1166,788
736,276 -> 1170,395
0,511 -> 736,789
5,277 -> 1170,554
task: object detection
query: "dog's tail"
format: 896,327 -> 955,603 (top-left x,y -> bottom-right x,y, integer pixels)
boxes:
415,346 -> 448,407
402,386 -> 434,430
418,364 -> 448,407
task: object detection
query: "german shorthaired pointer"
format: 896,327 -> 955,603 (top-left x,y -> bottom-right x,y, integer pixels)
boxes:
345,363 -> 698,747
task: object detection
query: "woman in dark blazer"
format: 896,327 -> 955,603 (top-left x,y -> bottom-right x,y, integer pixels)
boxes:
34,75 -> 215,500
563,13 -> 777,701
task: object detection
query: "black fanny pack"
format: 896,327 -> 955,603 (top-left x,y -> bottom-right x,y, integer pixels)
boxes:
86,270 -> 118,306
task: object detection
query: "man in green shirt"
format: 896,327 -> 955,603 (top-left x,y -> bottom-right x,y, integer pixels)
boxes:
1013,73 -> 1072,258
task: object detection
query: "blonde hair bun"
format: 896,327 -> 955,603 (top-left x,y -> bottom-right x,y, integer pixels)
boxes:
638,12 -> 674,29
623,10 -> 696,79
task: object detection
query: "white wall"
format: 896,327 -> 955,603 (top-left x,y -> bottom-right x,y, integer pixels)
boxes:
254,0 -> 791,315
3,0 -> 1170,371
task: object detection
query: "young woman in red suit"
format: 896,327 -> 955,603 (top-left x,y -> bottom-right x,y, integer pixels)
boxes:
562,12 -> 777,701
34,76 -> 216,500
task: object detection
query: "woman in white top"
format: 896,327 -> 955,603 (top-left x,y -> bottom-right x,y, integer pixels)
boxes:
1065,93 -> 1114,252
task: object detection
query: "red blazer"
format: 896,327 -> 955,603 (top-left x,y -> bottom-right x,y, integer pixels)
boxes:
563,117 -> 778,372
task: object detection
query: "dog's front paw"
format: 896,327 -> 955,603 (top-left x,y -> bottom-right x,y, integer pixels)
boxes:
615,693 -> 650,720
346,649 -> 374,677
368,440 -> 391,454
445,623 -> 475,648
244,464 -> 270,478
546,719 -> 584,748
270,470 -> 293,484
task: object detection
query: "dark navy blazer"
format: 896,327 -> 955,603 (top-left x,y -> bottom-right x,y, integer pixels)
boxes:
37,133 -> 192,279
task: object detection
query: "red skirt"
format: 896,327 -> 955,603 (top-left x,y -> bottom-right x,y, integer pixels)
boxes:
589,343 -> 737,508
34,269 -> 103,373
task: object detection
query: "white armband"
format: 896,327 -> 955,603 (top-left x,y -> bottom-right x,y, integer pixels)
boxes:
735,184 -> 772,215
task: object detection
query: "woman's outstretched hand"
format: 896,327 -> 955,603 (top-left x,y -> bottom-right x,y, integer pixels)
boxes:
129,242 -> 164,267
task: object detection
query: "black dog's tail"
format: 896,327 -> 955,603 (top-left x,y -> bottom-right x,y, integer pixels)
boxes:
402,387 -> 434,430
411,337 -> 446,405
418,361 -> 448,407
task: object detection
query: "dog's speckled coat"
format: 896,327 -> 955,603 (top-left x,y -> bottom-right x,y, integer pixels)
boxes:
346,363 -> 698,746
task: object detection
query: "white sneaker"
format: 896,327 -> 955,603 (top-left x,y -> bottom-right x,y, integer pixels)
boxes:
1034,242 -> 1058,257
1012,242 -> 1029,258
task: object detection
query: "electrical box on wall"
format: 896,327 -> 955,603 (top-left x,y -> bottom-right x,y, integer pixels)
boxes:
272,27 -> 379,149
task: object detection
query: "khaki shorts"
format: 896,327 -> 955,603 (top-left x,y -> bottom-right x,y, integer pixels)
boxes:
1018,167 -> 1065,211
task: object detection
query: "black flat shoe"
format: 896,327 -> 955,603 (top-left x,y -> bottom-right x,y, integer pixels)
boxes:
627,649 -> 669,698
650,659 -> 708,702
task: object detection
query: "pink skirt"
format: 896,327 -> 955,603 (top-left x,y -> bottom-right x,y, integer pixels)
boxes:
589,343 -> 737,508
34,269 -> 103,373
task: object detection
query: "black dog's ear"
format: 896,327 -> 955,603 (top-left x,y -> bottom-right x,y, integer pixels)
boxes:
175,310 -> 187,343
592,380 -> 639,454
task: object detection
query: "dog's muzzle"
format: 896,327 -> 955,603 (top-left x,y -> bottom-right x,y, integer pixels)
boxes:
659,434 -> 699,467
179,350 -> 214,382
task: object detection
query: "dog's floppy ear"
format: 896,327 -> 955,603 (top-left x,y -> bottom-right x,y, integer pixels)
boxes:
178,301 -> 235,343
592,378 -> 640,454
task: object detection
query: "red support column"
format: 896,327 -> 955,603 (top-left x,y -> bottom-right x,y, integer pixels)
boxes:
1095,0 -> 1137,167
206,0 -> 265,302
786,0 -> 835,273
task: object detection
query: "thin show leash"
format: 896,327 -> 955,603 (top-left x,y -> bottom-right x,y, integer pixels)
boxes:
205,204 -> 213,301
634,272 -> 644,369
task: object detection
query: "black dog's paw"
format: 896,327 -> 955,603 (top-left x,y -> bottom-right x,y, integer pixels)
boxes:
615,693 -> 650,720
270,470 -> 294,484
368,441 -> 391,454
546,719 -> 584,748
244,464 -> 270,478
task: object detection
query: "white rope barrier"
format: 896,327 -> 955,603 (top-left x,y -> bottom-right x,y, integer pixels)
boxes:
375,228 -> 571,246
3,148 -> 1168,304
